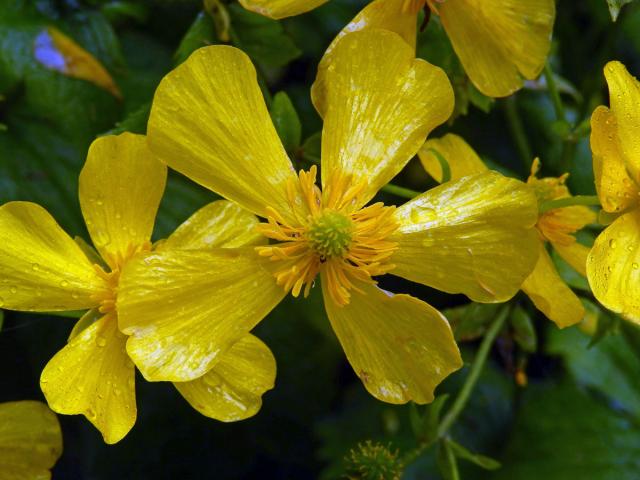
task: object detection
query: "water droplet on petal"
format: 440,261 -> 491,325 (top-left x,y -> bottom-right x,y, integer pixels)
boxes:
96,336 -> 107,347
609,239 -> 617,249
60,280 -> 69,288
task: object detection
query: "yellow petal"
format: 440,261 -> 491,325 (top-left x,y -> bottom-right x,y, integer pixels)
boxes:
0,202 -> 105,311
590,105 -> 639,213
147,46 -> 298,222
34,27 -> 121,98
603,61 -> 640,183
418,133 -> 488,183
157,200 -> 264,252
522,243 -> 584,328
40,313 -> 136,444
117,248 -> 285,382
390,171 -> 539,303
438,0 -> 555,97
174,334 -> 275,421
0,401 -> 62,480
587,210 -> 640,324
536,205 -> 597,246
320,29 -> 453,209
311,0 -> 417,116
552,241 -> 591,277
238,0 -> 327,19
79,133 -> 167,269
322,278 -> 462,404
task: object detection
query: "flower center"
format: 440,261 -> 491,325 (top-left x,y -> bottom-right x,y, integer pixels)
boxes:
91,241 -> 152,314
256,166 -> 399,306
307,210 -> 353,259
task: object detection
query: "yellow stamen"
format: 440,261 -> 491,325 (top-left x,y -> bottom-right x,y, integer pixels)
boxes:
527,159 -> 592,246
91,241 -> 152,314
256,166 -> 399,306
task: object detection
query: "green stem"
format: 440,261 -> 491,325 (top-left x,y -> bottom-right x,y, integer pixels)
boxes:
301,153 -> 420,199
538,195 -> 601,214
437,306 -> 510,438
441,439 -> 461,480
503,97 -> 533,174
544,63 -> 566,121
381,183 -> 421,199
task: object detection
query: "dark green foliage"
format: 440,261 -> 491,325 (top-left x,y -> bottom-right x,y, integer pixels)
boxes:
1,0 -> 640,478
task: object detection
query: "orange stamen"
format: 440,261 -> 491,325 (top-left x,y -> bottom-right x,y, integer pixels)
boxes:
256,167 -> 399,306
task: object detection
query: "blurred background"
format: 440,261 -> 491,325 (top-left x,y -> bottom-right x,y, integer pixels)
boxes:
1,0 -> 640,478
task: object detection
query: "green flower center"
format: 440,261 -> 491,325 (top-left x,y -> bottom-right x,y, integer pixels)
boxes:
307,210 -> 353,259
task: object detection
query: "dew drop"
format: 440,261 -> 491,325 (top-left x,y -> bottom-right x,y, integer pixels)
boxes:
633,263 -> 639,270
609,239 -> 617,249
60,280 -> 69,288
94,230 -> 111,247
9,285 -> 17,294
31,263 -> 40,271
96,336 -> 107,347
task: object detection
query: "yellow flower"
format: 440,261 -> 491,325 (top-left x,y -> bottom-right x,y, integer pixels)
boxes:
238,0 -> 554,99
420,134 -> 596,327
116,30 -> 539,405
0,401 -> 62,480
588,61 -> 640,324
0,133 -> 276,443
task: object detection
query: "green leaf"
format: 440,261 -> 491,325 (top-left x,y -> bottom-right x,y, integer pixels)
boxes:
437,439 -> 460,480
301,131 -> 322,160
607,0 -> 635,21
509,305 -> 537,353
546,324 -> 640,420
491,382 -> 640,479
467,84 -> 494,113
228,4 -> 301,68
588,308 -> 619,348
270,91 -> 302,152
174,11 -> 216,66
551,248 -> 590,291
409,394 -> 449,445
444,302 -> 502,341
448,439 -> 501,470
101,1 -> 149,23
105,101 -> 150,135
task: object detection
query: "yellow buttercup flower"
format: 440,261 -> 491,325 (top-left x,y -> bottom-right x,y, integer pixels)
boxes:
0,133 -> 276,443
116,30 -> 539,405
420,134 -> 596,327
238,0 -> 554,98
0,401 -> 62,480
588,61 -> 640,323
